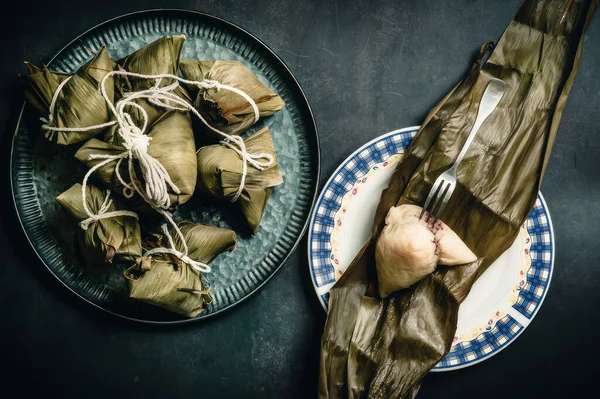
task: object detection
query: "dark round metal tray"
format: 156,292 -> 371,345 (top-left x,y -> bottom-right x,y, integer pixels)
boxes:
10,9 -> 320,323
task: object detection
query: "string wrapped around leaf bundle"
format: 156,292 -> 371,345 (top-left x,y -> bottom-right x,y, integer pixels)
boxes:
56,183 -> 141,266
125,221 -> 236,317
22,47 -> 117,145
196,126 -> 283,234
107,34 -> 191,143
75,110 -> 197,210
180,60 -> 285,138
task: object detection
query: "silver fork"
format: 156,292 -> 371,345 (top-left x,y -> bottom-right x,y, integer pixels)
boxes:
420,78 -> 507,220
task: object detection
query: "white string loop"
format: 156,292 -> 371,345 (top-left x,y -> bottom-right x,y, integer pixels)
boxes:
41,76 -> 118,133
219,135 -> 274,202
143,223 -> 211,274
78,155 -> 139,230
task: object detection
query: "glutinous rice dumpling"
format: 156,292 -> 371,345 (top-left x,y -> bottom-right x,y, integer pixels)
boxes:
56,183 -> 142,265
180,60 -> 285,138
22,47 -> 117,145
125,221 -> 236,317
375,204 -> 476,297
195,126 -> 283,234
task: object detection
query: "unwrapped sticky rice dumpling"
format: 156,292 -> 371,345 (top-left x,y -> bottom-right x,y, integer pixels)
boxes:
375,204 -> 476,297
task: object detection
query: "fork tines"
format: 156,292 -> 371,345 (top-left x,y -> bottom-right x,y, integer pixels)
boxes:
420,178 -> 453,220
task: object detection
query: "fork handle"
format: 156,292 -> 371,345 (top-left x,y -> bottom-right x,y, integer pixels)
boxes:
453,78 -> 506,168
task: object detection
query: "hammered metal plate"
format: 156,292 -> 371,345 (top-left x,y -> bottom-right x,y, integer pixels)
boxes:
10,10 -> 320,323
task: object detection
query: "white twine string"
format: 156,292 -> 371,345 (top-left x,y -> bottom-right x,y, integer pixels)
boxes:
103,71 -> 272,203
220,137 -> 274,202
144,223 -> 211,274
79,165 -> 139,230
42,70 -> 272,272
40,76 -> 118,132
79,190 -> 139,230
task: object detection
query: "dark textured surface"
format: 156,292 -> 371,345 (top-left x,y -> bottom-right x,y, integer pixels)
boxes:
1,1 -> 599,398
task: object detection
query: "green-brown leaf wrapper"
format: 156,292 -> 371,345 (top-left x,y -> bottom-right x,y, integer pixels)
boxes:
107,35 -> 190,144
75,110 -> 197,210
22,47 -> 116,145
56,183 -> 142,266
125,221 -> 236,318
180,60 -> 285,138
319,1 -> 598,398
196,126 -> 283,233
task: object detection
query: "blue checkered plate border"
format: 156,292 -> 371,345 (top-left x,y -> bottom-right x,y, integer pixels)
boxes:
307,127 -> 554,371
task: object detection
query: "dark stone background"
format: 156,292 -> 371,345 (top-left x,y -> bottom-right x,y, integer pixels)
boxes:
1,1 -> 599,398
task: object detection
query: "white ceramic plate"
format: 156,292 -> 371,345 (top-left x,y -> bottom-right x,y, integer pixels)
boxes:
308,127 -> 554,371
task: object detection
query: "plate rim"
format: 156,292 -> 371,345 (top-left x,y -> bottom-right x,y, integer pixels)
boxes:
432,192 -> 554,371
307,127 -> 555,370
307,126 -> 419,309
10,8 -> 321,324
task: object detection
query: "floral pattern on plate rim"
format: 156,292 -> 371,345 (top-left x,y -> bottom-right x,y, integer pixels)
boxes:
307,127 -> 553,371
328,155 -> 534,344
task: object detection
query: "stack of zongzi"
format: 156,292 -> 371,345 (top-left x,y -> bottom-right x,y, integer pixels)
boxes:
23,31 -> 286,318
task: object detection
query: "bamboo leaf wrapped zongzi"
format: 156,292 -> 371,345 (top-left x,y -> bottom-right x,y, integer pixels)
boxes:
374,204 -> 477,297
125,221 -> 236,317
320,1 -> 598,397
196,126 -> 283,233
107,35 -> 191,144
56,183 -> 141,265
22,47 -> 117,145
180,60 -> 285,138
75,110 -> 197,210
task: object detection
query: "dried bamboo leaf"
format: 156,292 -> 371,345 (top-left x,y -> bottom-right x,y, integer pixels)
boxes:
319,1 -> 598,398
22,63 -> 70,112
177,222 -> 238,264
108,35 -> 190,143
180,60 -> 285,137
56,183 -> 141,265
118,35 -> 185,89
179,60 -> 215,97
22,47 -> 117,145
196,126 -> 283,233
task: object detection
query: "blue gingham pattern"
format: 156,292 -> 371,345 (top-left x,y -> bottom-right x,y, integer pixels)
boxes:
308,128 -> 554,371
513,200 -> 553,318
435,197 -> 554,370
309,129 -> 418,287
435,315 -> 524,369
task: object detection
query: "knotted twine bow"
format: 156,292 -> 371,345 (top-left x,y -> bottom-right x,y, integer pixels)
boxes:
144,223 -> 210,274
43,70 -> 273,273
